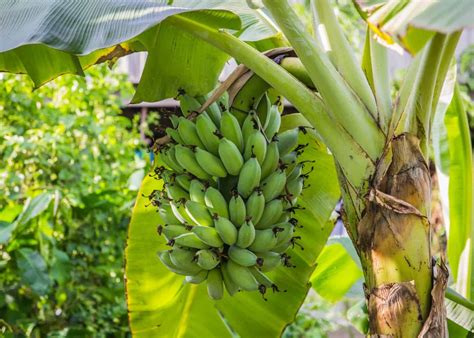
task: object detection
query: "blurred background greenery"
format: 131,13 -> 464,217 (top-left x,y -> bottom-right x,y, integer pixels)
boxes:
0,1 -> 472,337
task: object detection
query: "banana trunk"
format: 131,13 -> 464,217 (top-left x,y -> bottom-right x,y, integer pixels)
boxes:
345,134 -> 447,337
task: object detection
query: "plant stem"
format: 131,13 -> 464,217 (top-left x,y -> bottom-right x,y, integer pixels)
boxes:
263,0 -> 385,162
167,15 -> 375,188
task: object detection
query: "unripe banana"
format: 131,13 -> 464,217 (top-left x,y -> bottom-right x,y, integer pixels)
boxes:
220,111 -> 244,151
229,193 -> 246,226
281,151 -> 297,167
249,267 -> 274,288
272,241 -> 292,254
221,263 -> 240,296
286,176 -> 304,200
192,226 -> 224,247
261,169 -> 287,201
160,147 -> 184,173
287,163 -> 303,182
174,145 -> 210,180
160,224 -> 190,241
256,93 -> 271,129
195,148 -> 227,178
274,222 -> 294,246
185,200 -> 213,227
195,114 -> 220,155
260,140 -> 280,180
205,102 -> 222,128
276,128 -> 299,156
245,190 -> 265,224
236,219 -> 256,248
264,104 -> 281,139
204,187 -> 229,219
189,179 -> 206,204
218,138 -> 244,176
158,202 -> 181,224
228,246 -> 259,267
249,228 -> 278,252
173,232 -> 210,249
237,157 -> 261,198
244,130 -> 267,164
169,247 -> 201,274
166,183 -> 189,201
214,216 -> 238,245
196,249 -> 220,270
158,251 -> 191,275
226,260 -> 258,291
179,94 -> 201,117
242,112 -> 258,141
177,117 -> 205,148
207,268 -> 224,300
173,174 -> 190,191
258,251 -> 282,272
185,270 -> 208,284
166,127 -> 185,144
255,199 -> 284,229
170,201 -> 196,225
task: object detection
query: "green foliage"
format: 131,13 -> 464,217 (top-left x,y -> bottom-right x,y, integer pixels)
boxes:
0,66 -> 145,336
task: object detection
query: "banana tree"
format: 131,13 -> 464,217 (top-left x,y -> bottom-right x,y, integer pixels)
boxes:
1,0 -> 473,336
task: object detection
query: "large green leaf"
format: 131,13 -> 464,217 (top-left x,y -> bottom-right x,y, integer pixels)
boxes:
126,114 -> 340,337
354,0 -> 474,54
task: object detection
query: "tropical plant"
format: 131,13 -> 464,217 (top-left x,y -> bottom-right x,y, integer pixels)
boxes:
0,66 -> 145,336
0,0 -> 473,337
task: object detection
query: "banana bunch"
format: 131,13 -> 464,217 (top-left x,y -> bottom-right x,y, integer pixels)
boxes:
151,94 -> 310,300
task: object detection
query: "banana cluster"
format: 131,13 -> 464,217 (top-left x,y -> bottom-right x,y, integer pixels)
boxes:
151,95 -> 309,300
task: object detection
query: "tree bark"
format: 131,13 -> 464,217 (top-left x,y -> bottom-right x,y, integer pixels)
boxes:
348,134 -> 448,337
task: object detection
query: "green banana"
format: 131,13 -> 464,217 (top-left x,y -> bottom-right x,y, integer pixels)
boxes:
174,145 -> 210,180
179,94 -> 202,116
264,104 -> 281,139
195,148 -> 227,178
226,260 -> 258,291
228,246 -> 259,267
236,219 -> 255,248
245,190 -> 265,224
160,224 -> 190,241
177,117 -> 205,148
248,229 -> 278,252
165,183 -> 189,201
160,147 -> 184,173
185,200 -> 213,227
166,127 -> 185,144
158,202 -> 181,224
287,163 -> 303,182
218,138 -> 244,176
173,232 -> 210,249
237,157 -> 261,198
195,114 -> 220,155
277,128 -> 299,156
205,102 -> 222,127
255,199 -> 284,229
249,267 -> 274,288
185,270 -> 208,284
256,93 -> 271,129
274,222 -> 294,246
229,193 -> 246,226
170,201 -> 196,225
260,140 -> 280,180
193,226 -> 224,247
158,251 -> 192,276
272,241 -> 292,254
244,130 -> 267,164
220,111 -> 244,152
286,176 -> 304,201
196,249 -> 220,270
169,247 -> 201,274
257,251 -> 282,272
221,263 -> 240,296
204,187 -> 229,218
175,174 -> 192,191
242,111 -> 258,141
214,215 -> 238,245
261,169 -> 287,201
207,268 -> 224,300
189,179 -> 206,204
